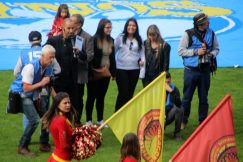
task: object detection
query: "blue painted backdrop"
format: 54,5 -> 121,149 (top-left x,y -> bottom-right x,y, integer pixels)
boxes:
0,0 -> 242,70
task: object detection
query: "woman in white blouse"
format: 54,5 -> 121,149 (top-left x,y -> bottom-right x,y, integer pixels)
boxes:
114,17 -> 145,112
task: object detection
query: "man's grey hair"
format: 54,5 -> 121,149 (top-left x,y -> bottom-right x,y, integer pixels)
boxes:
71,13 -> 84,25
42,45 -> 56,56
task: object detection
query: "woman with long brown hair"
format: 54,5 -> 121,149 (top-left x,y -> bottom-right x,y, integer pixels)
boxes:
42,92 -> 76,162
85,18 -> 116,126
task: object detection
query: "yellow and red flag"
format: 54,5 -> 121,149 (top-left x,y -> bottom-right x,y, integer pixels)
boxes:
102,72 -> 166,162
170,94 -> 239,162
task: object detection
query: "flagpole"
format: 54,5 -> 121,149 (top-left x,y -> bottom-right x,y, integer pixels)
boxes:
159,72 -> 166,161
98,72 -> 166,130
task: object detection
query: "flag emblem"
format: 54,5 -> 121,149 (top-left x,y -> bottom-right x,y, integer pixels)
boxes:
209,135 -> 239,162
102,73 -> 166,162
138,109 -> 163,162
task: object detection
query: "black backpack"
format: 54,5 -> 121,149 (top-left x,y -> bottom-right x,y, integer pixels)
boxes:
186,28 -> 217,75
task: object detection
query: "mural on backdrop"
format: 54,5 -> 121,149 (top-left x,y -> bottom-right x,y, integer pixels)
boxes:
0,0 -> 242,69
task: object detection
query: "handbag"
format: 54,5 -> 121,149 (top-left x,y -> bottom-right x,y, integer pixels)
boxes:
7,91 -> 22,114
92,66 -> 111,80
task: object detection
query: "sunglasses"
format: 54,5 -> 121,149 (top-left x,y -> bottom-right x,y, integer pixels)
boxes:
104,26 -> 112,29
129,42 -> 133,50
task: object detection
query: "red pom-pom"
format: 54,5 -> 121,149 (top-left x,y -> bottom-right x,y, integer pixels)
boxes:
72,125 -> 102,160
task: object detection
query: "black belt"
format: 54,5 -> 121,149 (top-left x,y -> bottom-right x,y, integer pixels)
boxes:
185,64 -> 210,72
185,66 -> 200,71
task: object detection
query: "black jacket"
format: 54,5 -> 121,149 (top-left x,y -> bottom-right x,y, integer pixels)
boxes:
45,34 -> 76,85
168,86 -> 182,108
91,37 -> 116,77
142,40 -> 171,87
144,40 -> 171,77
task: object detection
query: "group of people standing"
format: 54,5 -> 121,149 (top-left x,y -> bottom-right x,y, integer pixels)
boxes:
7,2 -> 219,161
43,4 -> 173,128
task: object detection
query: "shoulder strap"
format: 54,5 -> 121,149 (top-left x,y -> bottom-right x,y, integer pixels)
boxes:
186,28 -> 215,48
186,28 -> 205,47
158,41 -> 166,72
210,31 -> 215,49
156,43 -> 161,72
162,41 -> 166,49
185,28 -> 194,47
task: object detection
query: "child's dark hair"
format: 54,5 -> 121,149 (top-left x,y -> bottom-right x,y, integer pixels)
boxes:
55,4 -> 70,20
166,71 -> 171,78
120,132 -> 141,162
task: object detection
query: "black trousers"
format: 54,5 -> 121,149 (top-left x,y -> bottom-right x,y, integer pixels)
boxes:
115,69 -> 140,112
85,77 -> 110,122
142,72 -> 159,87
72,83 -> 85,124
165,105 -> 183,134
53,84 -> 73,96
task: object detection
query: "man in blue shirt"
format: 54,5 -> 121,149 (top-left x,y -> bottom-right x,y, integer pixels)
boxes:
178,13 -> 219,128
9,45 -> 55,156
13,31 -> 60,152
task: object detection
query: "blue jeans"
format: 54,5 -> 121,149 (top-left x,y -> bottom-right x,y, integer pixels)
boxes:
23,95 -> 50,144
19,97 -> 40,148
182,67 -> 210,124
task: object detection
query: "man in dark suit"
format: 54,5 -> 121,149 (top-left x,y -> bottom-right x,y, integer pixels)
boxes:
45,18 -> 75,96
70,14 -> 94,125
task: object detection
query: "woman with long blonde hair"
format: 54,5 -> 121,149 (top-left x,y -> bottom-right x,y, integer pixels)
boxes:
143,24 -> 171,87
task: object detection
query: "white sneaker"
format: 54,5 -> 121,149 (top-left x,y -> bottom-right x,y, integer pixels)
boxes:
85,121 -> 93,126
97,120 -> 108,128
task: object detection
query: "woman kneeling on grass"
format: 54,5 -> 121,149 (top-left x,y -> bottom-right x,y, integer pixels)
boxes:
42,92 -> 76,162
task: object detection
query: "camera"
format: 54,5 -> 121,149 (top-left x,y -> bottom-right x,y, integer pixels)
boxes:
50,75 -> 59,86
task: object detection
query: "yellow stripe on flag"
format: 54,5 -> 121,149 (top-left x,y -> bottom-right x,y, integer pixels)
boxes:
103,72 -> 166,162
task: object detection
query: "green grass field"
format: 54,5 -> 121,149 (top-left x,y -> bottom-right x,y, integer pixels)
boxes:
0,68 -> 242,162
